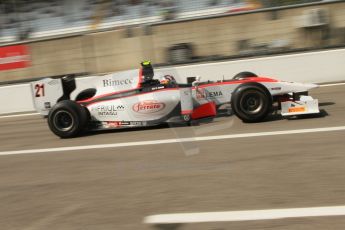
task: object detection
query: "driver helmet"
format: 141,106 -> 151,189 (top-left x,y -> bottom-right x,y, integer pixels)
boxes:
160,75 -> 177,85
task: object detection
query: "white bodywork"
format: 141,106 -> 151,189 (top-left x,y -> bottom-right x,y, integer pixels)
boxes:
192,79 -> 318,106
31,70 -> 320,125
86,69 -> 141,96
87,89 -> 181,122
31,78 -> 64,116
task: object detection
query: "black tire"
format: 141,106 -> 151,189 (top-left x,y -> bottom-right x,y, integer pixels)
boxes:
231,83 -> 272,123
233,71 -> 257,80
48,100 -> 88,138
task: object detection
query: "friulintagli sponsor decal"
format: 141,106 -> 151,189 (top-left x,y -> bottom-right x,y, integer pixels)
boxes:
132,100 -> 165,114
93,105 -> 125,116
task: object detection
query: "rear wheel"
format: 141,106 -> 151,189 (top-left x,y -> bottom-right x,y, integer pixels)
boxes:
231,83 -> 272,122
48,100 -> 88,138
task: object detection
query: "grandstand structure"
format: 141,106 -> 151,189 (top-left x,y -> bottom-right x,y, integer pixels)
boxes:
0,0 -> 343,83
0,0 -> 323,43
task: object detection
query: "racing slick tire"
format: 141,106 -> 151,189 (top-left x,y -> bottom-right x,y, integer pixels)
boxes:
233,71 -> 257,80
231,83 -> 272,123
48,100 -> 88,138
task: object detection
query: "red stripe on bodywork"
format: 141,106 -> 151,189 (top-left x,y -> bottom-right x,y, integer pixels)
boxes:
196,77 -> 278,88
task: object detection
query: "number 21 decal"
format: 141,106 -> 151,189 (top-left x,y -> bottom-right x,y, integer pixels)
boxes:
35,84 -> 45,97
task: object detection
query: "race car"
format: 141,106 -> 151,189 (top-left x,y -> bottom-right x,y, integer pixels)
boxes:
31,61 -> 320,138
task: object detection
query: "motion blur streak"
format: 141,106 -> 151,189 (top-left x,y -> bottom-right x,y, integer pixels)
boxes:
1,126 -> 345,156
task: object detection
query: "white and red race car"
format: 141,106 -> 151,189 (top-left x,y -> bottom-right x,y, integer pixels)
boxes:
31,62 -> 319,138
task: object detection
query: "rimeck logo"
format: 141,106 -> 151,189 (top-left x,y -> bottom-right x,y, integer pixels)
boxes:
102,78 -> 134,87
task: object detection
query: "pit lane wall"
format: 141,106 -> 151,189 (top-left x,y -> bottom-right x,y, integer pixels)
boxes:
1,48 -> 345,115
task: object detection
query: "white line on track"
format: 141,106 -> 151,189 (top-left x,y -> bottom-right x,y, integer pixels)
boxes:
319,82 -> 345,87
143,205 -> 345,224
0,126 -> 345,156
0,112 -> 39,119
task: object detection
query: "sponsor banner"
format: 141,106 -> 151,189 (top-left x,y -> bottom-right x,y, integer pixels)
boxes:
94,69 -> 141,96
196,88 -> 223,99
102,121 -> 147,128
288,106 -> 306,113
0,45 -> 30,71
102,78 -> 134,87
92,105 -> 125,117
132,100 -> 165,114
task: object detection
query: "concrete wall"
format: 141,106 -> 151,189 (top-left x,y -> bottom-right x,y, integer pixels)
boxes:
0,1 -> 344,83
151,2 -> 345,61
1,48 -> 344,115
82,28 -> 154,73
0,84 -> 34,114
0,36 -> 86,82
160,49 -> 345,84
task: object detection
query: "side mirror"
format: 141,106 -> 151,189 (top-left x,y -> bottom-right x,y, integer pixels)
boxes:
187,76 -> 201,86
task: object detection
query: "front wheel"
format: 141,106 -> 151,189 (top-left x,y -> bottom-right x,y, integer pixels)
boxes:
232,71 -> 257,80
231,83 -> 272,123
48,100 -> 88,138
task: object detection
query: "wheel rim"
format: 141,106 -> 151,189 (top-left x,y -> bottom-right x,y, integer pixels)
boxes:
53,110 -> 74,132
239,91 -> 264,115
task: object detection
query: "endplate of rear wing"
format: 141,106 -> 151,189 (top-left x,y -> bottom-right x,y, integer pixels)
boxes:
31,78 -> 64,116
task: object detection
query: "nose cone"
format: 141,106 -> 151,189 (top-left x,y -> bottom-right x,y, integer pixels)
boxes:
290,82 -> 319,92
280,81 -> 319,94
304,83 -> 319,90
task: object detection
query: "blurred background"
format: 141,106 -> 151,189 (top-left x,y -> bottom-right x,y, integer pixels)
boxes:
0,0 -> 344,82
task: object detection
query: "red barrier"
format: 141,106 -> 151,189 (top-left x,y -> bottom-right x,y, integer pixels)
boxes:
0,45 -> 30,71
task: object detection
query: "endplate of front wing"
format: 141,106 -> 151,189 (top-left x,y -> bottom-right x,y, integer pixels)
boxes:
281,96 -> 320,116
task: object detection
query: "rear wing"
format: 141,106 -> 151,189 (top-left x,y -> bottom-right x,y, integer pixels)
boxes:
31,76 -> 76,116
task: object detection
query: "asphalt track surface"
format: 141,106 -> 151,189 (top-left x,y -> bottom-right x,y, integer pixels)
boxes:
0,85 -> 345,230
